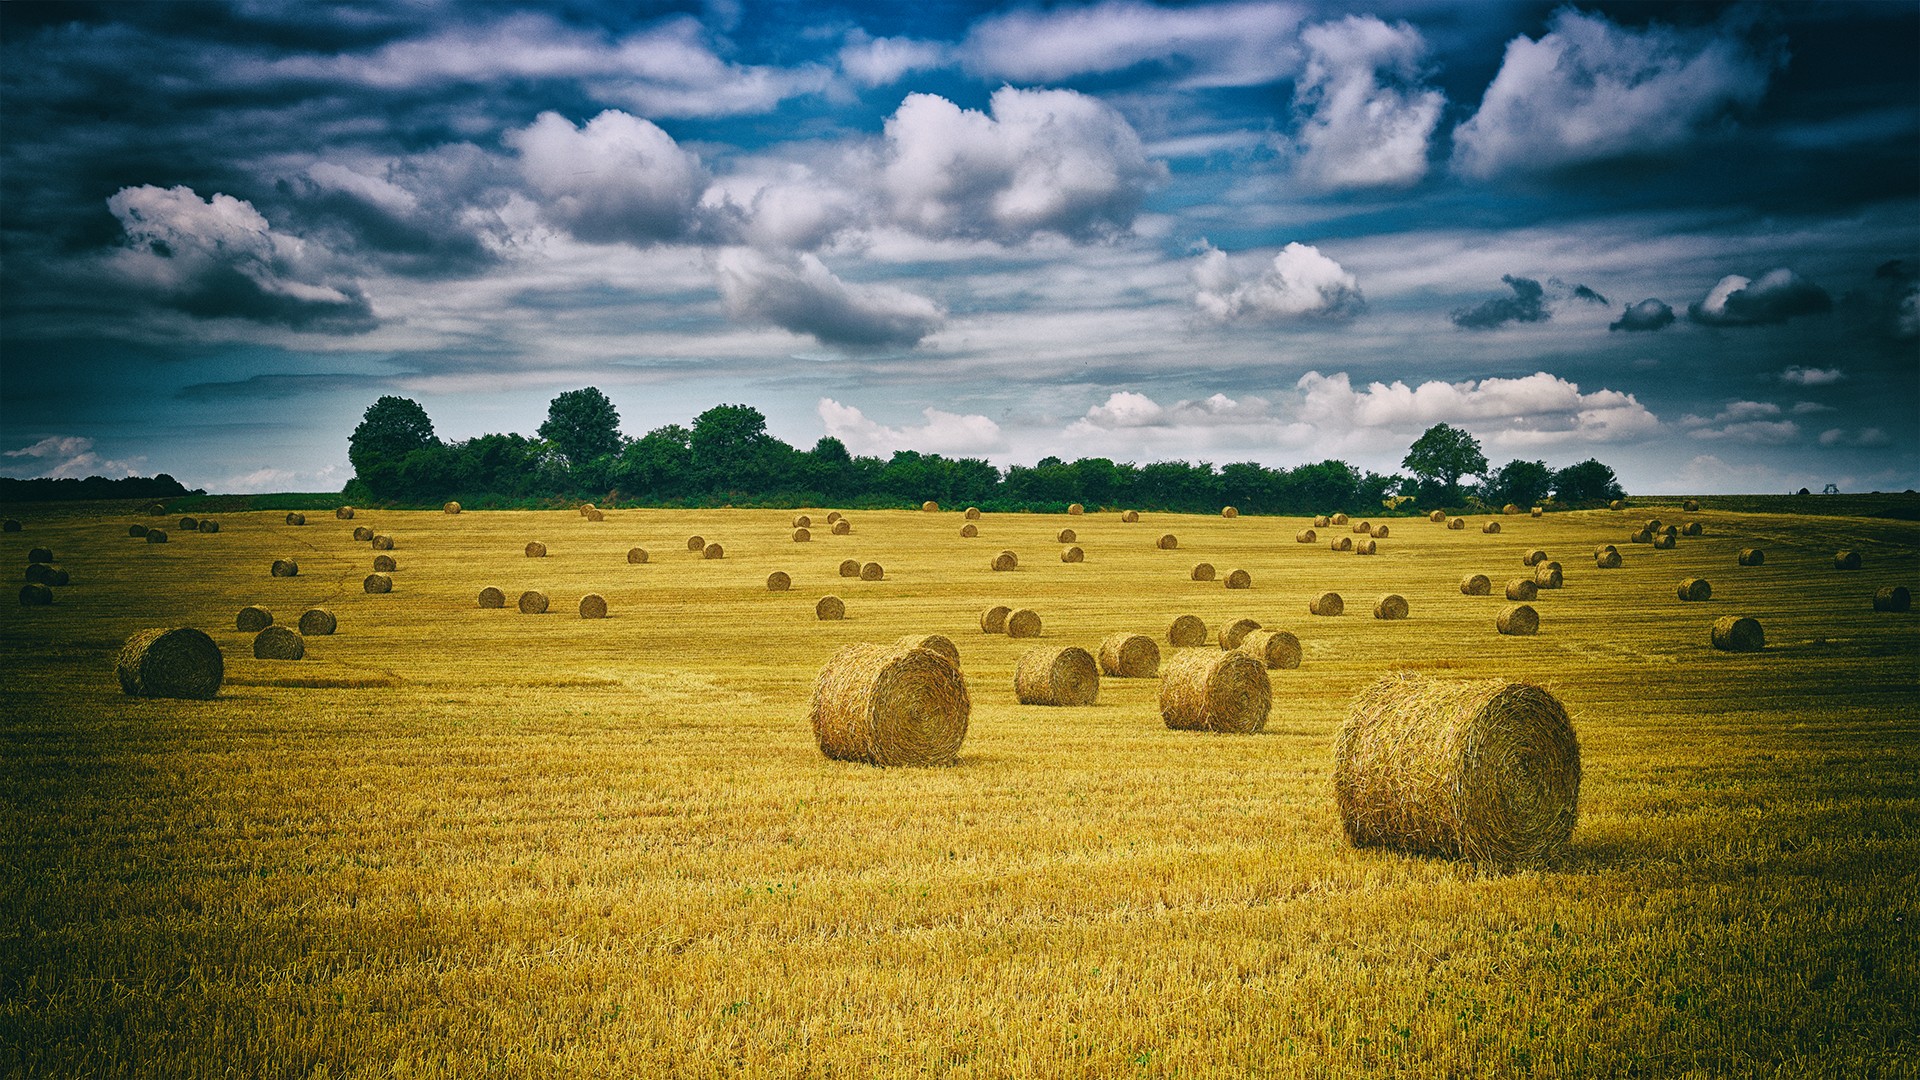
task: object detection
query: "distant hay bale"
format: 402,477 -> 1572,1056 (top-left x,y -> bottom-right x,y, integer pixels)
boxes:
1160,650 -> 1270,734
1222,506 -> 1238,518
478,587 -> 506,608
584,509 -> 605,522
1310,591 -> 1344,617
179,516 -> 199,531
1355,539 -> 1377,556
1335,673 -> 1579,868
627,547 -> 649,564
1057,528 -> 1077,543
444,501 -> 462,514
1527,507 -> 1542,518
1069,503 -> 1085,516
353,526 -> 374,542
1331,513 -> 1350,525
1191,563 -> 1216,582
1448,518 -> 1466,531
1239,629 -> 1301,670
1652,533 -> 1675,550
1314,515 -> 1331,528
1683,499 -> 1700,512
371,535 -> 394,551
1429,510 -> 1446,523
1629,529 -> 1652,544
1122,510 -> 1140,522
826,512 -> 843,524
146,502 -> 169,516
145,529 -> 169,544
686,535 -> 705,552
980,605 -> 1011,633
1225,568 -> 1252,589
372,553 -> 397,572
0,519 -> 16,533
363,573 -> 393,594
1834,550 -> 1862,570
1374,594 -> 1409,620
1219,617 -> 1262,650
1711,616 -> 1764,652
48,568 -> 70,587
235,604 -> 274,633
19,583 -> 53,606
1497,604 -> 1539,636
1296,529 -> 1317,543
767,571 -> 791,592
128,524 -> 149,537
896,633 -> 961,666
518,590 -> 549,614
1006,608 -> 1042,638
921,501 -> 939,512
859,561 -> 884,580
960,523 -> 978,537
1015,645 -> 1099,705
270,559 -> 299,577
840,559 -> 861,577
964,507 -> 981,520
1502,504 -> 1520,515
1738,548 -> 1764,566
1330,536 -> 1353,552
1352,520 -> 1372,534
1099,633 -> 1160,677
298,608 -> 337,635
816,595 -> 846,620
1872,586 -> 1910,612
579,593 -> 608,619
1677,577 -> 1711,601
1460,574 -> 1492,595
24,564 -> 57,585
832,520 -> 850,535
1534,564 -> 1563,589
992,550 -> 1018,571
1505,578 -> 1538,601
285,512 -> 306,526
1522,549 -> 1547,567
336,507 -> 354,519
1371,524 -> 1390,538
1644,518 -> 1664,533
1156,534 -> 1178,550
1061,545 -> 1085,563
1594,543 -> 1619,557
1595,549 -> 1621,569
1610,499 -> 1626,510
702,543 -> 724,560
809,642 -> 969,767
1482,522 -> 1501,534
116,627 -> 223,699
1683,522 -> 1702,536
525,541 -> 547,558
28,546 -> 53,563
253,626 -> 305,661
579,504 -> 596,515
794,515 -> 812,528
1167,613 -> 1208,646
794,527 -> 811,542
198,520 -> 219,533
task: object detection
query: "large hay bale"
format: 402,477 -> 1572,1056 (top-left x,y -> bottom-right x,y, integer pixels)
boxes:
1057,528 -> 1077,543
1219,617 -> 1262,650
921,501 -> 940,513
363,572 -> 393,594
270,558 -> 299,577
1006,608 -> 1042,638
526,541 -> 547,558
1610,499 -> 1626,510
980,605 -> 1011,633
48,567 -> 70,587
809,643 -> 968,767
1677,577 -> 1712,601
702,542 -> 724,560
1595,549 -> 1622,569
1191,563 -> 1216,582
1711,616 -> 1764,652
253,626 -> 305,660
992,550 -> 1018,571
896,634 -> 961,666
628,547 -> 649,564
1738,548 -> 1764,566
1371,524 -> 1390,538
1497,604 -> 1539,635
859,561 -> 883,580
1061,545 -> 1085,563
1335,673 -> 1579,868
1629,529 -> 1652,544
1122,510 -> 1140,523
444,501 -> 462,514
128,524 -> 149,537
960,523 -> 978,538
19,583 -> 53,606
1296,529 -> 1317,543
1222,506 -> 1238,519
1352,520 -> 1372,534
1330,536 -> 1353,552
793,527 -> 811,542
1160,650 -> 1270,734
372,554 -> 397,573
1522,549 -> 1547,567
116,627 -> 223,699
1834,550 -> 1862,570
1505,578 -> 1538,601
27,546 -> 54,563
1354,539 -> 1377,556
1314,515 -> 1331,528
1069,503 -> 1085,516
1872,586 -> 1910,612
832,520 -> 850,535
298,608 -> 337,635
285,512 -> 306,526
686,535 -> 706,552
1429,510 -> 1446,523
337,507 -> 354,519
580,593 -> 608,619
1502,504 -> 1520,515
1156,534 -> 1179,550
1460,574 -> 1492,595
1652,533 -> 1676,550
816,595 -> 845,620
826,511 -> 843,524
1448,518 -> 1466,531
1482,522 -> 1501,534
236,605 -> 273,632
179,516 -> 199,531
518,590 -> 548,614
145,529 -> 169,544
1683,499 -> 1700,512
1225,568 -> 1252,589
371,534 -> 394,551
1310,591 -> 1344,617
767,571 -> 792,592
1168,613 -> 1207,646
1644,518 -> 1664,533
1331,513 -> 1350,525
478,587 -> 506,608
198,520 -> 219,533
839,559 -> 861,577
1098,633 -> 1160,677
1374,594 -> 1409,620
1015,645 -> 1099,706
584,509 -> 605,522
1534,564 -> 1563,589
794,514 -> 812,528
353,526 -> 374,542
964,507 -> 981,520
1240,629 -> 1301,670
1683,521 -> 1702,536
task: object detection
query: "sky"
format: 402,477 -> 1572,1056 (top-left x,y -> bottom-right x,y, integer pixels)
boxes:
1,0 -> 1915,496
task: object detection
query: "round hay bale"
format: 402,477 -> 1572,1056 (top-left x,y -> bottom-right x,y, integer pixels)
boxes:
839,559 -> 861,577
826,511 -> 843,524
336,507 -> 354,520
236,605 -> 273,632
1296,529 -> 1317,543
1355,539 -> 1377,556
145,502 -> 167,516
1371,524 -> 1390,538
816,595 -> 845,620
1595,549 -> 1622,569
1168,614 -> 1208,646
1331,513 -> 1350,525
896,633 -> 961,666
1677,577 -> 1711,602
372,554 -> 397,573
1122,510 -> 1140,523
1651,533 -> 1675,550
1610,499 -> 1626,511
0,519 -> 16,532
18,583 -> 53,606
47,568 -> 70,587
1834,550 -> 1862,570
1683,499 -> 1700,512
964,507 -> 981,520
686,535 -> 706,552
859,561 -> 883,581
198,519 -> 219,533
363,572 -> 393,594
991,550 -> 1018,572
1098,633 -> 1160,678
28,546 -> 53,563
1429,510 -> 1446,523
1191,563 -> 1216,582
1374,594 -> 1409,620
525,541 -> 547,558
832,519 -> 850,535
921,501 -> 940,513
1352,520 -> 1372,534
1482,522 -> 1501,534
1005,608 -> 1042,638
1219,617 -> 1262,650
1068,503 -> 1085,516
809,642 -> 969,767
1644,518 -> 1664,533
1594,543 -> 1619,557
1460,574 -> 1492,595
766,571 -> 792,592
627,547 -> 649,564
116,627 -> 222,699
1738,548 -> 1764,566
444,501 -> 462,514
793,527 -> 811,542
353,526 -> 374,542
1448,518 -> 1466,530
1061,545 -> 1085,563
24,564 -> 56,585
298,608 -> 337,635
1522,549 -> 1547,567
702,542 -> 724,560
1225,568 -> 1252,589
1222,506 -> 1238,519
1312,515 -> 1330,528
1711,616 -> 1764,652
980,605 -> 1011,634
145,529 -> 169,544
1505,578 -> 1538,601
252,626 -> 305,661
1156,534 -> 1178,550
178,516 -> 199,531
1872,586 -> 1911,612
128,524 -> 149,537
577,503 -> 596,516
371,534 -> 394,551
1497,604 -> 1539,636
1502,504 -> 1520,515
518,590 -> 549,614
1330,536 -> 1353,552
1057,528 -> 1077,543
579,593 -> 608,619
478,587 -> 506,608
1335,673 -> 1579,868
1683,522 -> 1702,536
1534,564 -> 1563,589
1629,529 -> 1652,544
1015,645 -> 1099,706
584,509 -> 605,522
960,523 -> 978,538
269,558 -> 299,578
1530,507 -> 1544,518
1240,629 -> 1301,670
1160,650 -> 1270,734
793,514 -> 812,528
285,512 -> 306,526
1310,591 -> 1344,617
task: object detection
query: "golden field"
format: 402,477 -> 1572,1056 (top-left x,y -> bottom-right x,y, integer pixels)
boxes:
2,500 -> 1916,1078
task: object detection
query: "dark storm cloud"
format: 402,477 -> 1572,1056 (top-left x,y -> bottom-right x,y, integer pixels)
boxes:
1450,274 -> 1547,329
1688,268 -> 1833,326
1611,298 -> 1677,333
1566,283 -> 1608,306
176,372 -> 394,401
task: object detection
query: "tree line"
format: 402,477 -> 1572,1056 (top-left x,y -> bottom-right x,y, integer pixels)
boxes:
343,388 -> 1625,514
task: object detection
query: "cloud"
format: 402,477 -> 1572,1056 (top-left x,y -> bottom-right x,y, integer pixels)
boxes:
1781,366 -> 1845,386
1565,282 -> 1608,305
2,436 -> 144,479
1295,370 -> 1660,445
818,399 -> 1003,456
292,153 -> 502,275
881,87 -> 1166,243
839,32 -> 947,87
959,0 -> 1306,88
1819,427 -> 1893,448
705,162 -> 867,253
714,248 -> 944,350
1611,298 -> 1676,332
1192,242 -> 1364,321
1450,275 -> 1547,329
1679,401 -> 1800,443
505,111 -> 708,246
1292,16 -> 1443,190
1451,9 -> 1778,177
1688,268 -> 1833,326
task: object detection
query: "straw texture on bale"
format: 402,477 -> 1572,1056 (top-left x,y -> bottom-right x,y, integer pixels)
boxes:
584,509 -> 605,522
1061,546 -> 1084,563
1534,564 -> 1563,589
1005,608 -> 1042,638
1331,513 -> 1350,525
992,550 -> 1018,572
1098,633 -> 1159,678
895,634 -> 961,666
1191,563 -> 1216,582
145,529 -> 169,544
702,543 -> 724,560
1335,673 -> 1580,868
579,593 -> 608,619
1374,594 -> 1409,620
1684,499 -> 1700,512
627,547 -> 649,564
1219,617 -> 1262,650
1156,534 -> 1178,550
1677,578 -> 1712,602
816,596 -> 845,620
767,571 -> 791,592
372,534 -> 394,551
444,501 -> 462,514
117,627 -> 223,699
1310,591 -> 1344,617
1506,578 -> 1538,601
286,513 -> 306,526
1630,529 -> 1652,544
1314,515 -> 1331,528
1296,529 -> 1317,543
1460,574 -> 1492,595
478,587 -> 505,608
1371,524 -> 1390,538
1595,549 -> 1622,569
1168,613 -> 1207,646
198,520 -> 219,533
525,541 -> 547,558
1429,510 -> 1446,523
809,643 -> 969,767
1522,549 -> 1547,567
1738,548 -> 1764,566
1482,522 -> 1501,534
1682,521 -> 1702,536
1711,616 -> 1765,652
794,515 -> 813,528
353,526 -> 374,541
1057,528 -> 1076,543
1069,503 -> 1085,516
1834,550 -> 1862,570
129,524 -> 149,537
964,507 -> 981,520
1652,533 -> 1676,550
1502,504 -> 1520,515
687,535 -> 705,552
840,559 -> 861,577
1122,510 -> 1140,522
49,568 -> 70,587
1225,568 -> 1252,589
179,517 -> 199,531
921,501 -> 940,512
19,583 -> 53,606
253,626 -> 305,661
826,512 -> 843,524
859,561 -> 883,581
1355,539 -> 1377,556
960,523 -> 978,538
1872,586 -> 1910,612
1353,521 -> 1372,534
832,520 -> 850,535
1645,519 -> 1664,533
1330,536 -> 1353,552
980,605 -> 1011,634
793,528 -> 811,542
298,608 -> 337,635
518,590 -> 548,614
1222,506 -> 1238,518
363,572 -> 392,594
1497,604 -> 1539,636
236,605 -> 273,632
372,554 -> 396,573
1160,650 -> 1271,734
1239,629 -> 1301,670
1448,518 -> 1466,530
337,507 -> 354,519
268,558 -> 299,577
1015,646 -> 1099,706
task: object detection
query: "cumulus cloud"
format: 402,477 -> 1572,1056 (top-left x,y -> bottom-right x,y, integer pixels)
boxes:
839,32 -> 947,87
1781,366 -> 1845,386
1451,9 -> 1778,177
1611,298 -> 1676,332
1192,242 -> 1364,321
1679,401 -> 1800,443
1688,268 -> 1833,326
1450,275 -> 1548,329
881,87 -> 1166,243
705,163 -> 866,252
1292,16 -> 1443,189
959,0 -> 1306,88
818,398 -> 1003,456
2,436 -> 143,479
292,154 -> 501,275
715,248 -> 944,350
1295,370 -> 1660,444
505,111 -> 708,246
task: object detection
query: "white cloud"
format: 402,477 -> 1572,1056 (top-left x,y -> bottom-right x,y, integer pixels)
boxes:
705,161 -> 867,252
1451,9 -> 1777,177
1081,390 -> 1167,428
1294,370 -> 1660,445
1781,366 -> 1846,386
818,399 -> 1003,456
1192,242 -> 1364,321
2,436 -> 144,479
839,32 -> 947,87
1292,16 -> 1443,189
960,0 -> 1306,88
714,248 -> 943,350
505,111 -> 708,246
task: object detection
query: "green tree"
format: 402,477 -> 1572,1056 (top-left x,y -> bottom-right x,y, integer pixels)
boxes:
537,388 -> 624,472
1552,459 -> 1625,505
1401,423 -> 1487,503
348,396 -> 439,498
1481,459 -> 1553,509
613,424 -> 694,499
690,404 -> 776,493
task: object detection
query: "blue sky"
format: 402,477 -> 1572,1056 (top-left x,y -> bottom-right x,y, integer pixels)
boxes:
2,0 -> 1915,494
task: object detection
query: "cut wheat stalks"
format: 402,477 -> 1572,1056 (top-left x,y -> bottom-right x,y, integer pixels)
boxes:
810,642 -> 968,767
1159,650 -> 1270,734
1015,645 -> 1099,706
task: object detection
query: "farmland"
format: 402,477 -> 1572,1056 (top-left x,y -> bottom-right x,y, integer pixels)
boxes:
2,499 -> 1917,1077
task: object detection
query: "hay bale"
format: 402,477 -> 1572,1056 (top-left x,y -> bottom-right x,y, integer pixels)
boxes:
478,587 -> 506,608
839,559 -> 860,577
145,529 -> 169,544
767,571 -> 792,592
992,550 -> 1018,572
1296,529 -> 1317,543
980,605 -> 1011,634
1160,650 -> 1270,734
267,558 -> 299,578
963,507 -> 981,520
23,563 -> 55,585
794,514 -> 813,528
1057,528 -> 1077,543
353,526 -> 374,541
1738,548 -> 1764,566
1429,510 -> 1446,523
1530,507 -> 1544,518
809,642 -> 969,767
372,554 -> 397,573
859,561 -> 884,581
686,535 -> 705,552
1331,513 -> 1350,525
1448,518 -> 1466,531
1335,673 -> 1579,868
1168,614 -> 1208,646
1834,550 -> 1862,570
1872,586 -> 1910,612
1122,510 -> 1140,523
178,516 -> 199,531
0,519 -> 16,533
518,590 -> 549,614
27,546 -> 53,563
1239,629 -> 1301,670
1014,644 -> 1099,705
1371,524 -> 1390,538
1314,515 -> 1331,528
1482,522 -> 1501,534
702,542 -> 724,560
444,501 -> 462,514
1352,520 -> 1372,534
525,541 -> 547,558
252,626 -> 305,661
1594,543 -> 1619,557
1098,633 -> 1160,678
579,504 -> 596,515
48,568 -> 69,587
18,583 -> 53,606
1652,533 -> 1676,550
1330,536 -> 1353,552
1355,539 -> 1377,556
1460,574 -> 1492,595
1069,503 -> 1086,516
1061,545 -> 1085,563
1677,577 -> 1712,601
1006,608 -> 1042,638
285,512 -> 306,526
584,509 -> 605,522
1309,591 -> 1344,617
1505,578 -> 1537,601
198,520 -> 219,533
1156,534 -> 1178,550
1522,549 -> 1547,567
579,593 -> 608,619
1374,594 -> 1409,620
816,595 -> 845,620
1222,506 -> 1238,519
1502,504 -> 1520,515
1683,499 -> 1700,512
1218,617 -> 1262,650
1191,563 -> 1216,582
116,627 -> 223,698
236,606 -> 273,632
1683,522 -> 1702,536
1497,604 -> 1539,636
1644,518 -> 1664,533
1711,616 -> 1764,652
371,534 -> 394,551
1595,549 -> 1622,569
337,507 -> 354,519
832,520 -> 850,535
298,608 -> 337,635
363,573 -> 393,594
921,501 -> 940,513
896,634 -> 961,666
1225,568 -> 1252,589
1629,529 -> 1652,544
627,547 -> 649,564
1610,499 -> 1626,510
128,524 -> 149,537
145,502 -> 167,516
960,523 -> 978,538
826,512 -> 843,524
793,527 -> 811,542
1534,564 -> 1563,589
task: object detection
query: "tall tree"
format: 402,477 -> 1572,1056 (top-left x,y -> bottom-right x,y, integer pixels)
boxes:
1552,459 -> 1626,505
538,387 -> 624,468
1401,423 -> 1487,503
1481,459 -> 1553,508
348,396 -> 439,498
689,404 -> 774,491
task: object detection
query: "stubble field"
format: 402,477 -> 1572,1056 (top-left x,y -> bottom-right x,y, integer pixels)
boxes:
2,499 -> 1916,1078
